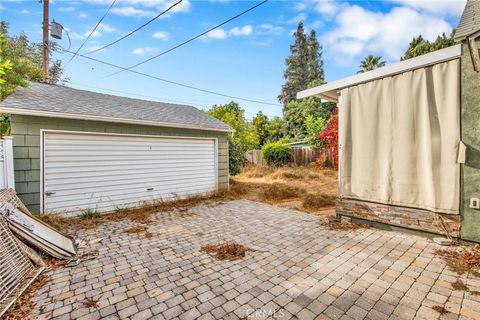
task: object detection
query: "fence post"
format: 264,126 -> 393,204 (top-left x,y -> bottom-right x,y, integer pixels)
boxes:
3,137 -> 15,189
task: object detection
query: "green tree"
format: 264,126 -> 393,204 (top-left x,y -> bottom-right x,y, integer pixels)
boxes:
279,22 -> 324,105
252,111 -> 269,147
402,31 -> 456,60
284,95 -> 335,139
207,102 -> 259,175
0,21 -> 68,100
265,117 -> 285,142
357,55 -> 386,73
304,115 -> 326,150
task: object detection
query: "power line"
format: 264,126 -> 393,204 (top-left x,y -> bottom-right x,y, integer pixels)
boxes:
65,0 -> 117,65
83,0 -> 183,55
58,48 -> 283,107
107,0 -> 269,77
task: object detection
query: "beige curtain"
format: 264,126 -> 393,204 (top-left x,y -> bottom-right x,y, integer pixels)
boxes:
339,59 -> 460,214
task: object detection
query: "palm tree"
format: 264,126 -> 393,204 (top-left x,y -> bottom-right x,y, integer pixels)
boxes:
357,55 -> 386,73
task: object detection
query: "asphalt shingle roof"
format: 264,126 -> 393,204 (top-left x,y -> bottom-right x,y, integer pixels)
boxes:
455,0 -> 480,41
0,82 -> 232,132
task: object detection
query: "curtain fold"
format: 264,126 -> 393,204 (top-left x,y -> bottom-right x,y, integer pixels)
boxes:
339,59 -> 460,214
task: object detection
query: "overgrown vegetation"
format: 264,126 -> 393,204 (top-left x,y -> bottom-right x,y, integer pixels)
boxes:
261,142 -> 292,167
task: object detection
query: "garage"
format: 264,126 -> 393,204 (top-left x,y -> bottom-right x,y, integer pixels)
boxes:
0,82 -> 231,214
42,131 -> 218,214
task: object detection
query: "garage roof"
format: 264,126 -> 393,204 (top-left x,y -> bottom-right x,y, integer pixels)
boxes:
0,82 -> 233,132
455,0 -> 480,41
296,44 -> 462,102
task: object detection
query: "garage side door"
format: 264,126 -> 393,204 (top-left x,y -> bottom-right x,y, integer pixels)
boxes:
43,132 -> 217,215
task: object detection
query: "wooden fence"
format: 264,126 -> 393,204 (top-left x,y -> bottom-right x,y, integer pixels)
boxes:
245,147 -> 319,167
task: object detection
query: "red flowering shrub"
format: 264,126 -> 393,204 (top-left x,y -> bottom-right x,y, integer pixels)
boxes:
317,108 -> 338,168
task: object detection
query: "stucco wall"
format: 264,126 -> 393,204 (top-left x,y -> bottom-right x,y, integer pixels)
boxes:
10,114 -> 229,213
461,40 -> 480,242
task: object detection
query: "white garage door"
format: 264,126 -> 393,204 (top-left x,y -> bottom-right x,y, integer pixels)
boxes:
42,131 -> 217,215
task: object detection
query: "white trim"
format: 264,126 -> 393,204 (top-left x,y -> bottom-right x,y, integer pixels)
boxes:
40,131 -> 45,213
297,44 -> 462,101
40,129 -> 220,213
0,108 -> 233,133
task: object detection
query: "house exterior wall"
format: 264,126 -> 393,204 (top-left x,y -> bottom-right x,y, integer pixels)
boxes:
10,114 -> 229,213
461,40 -> 480,242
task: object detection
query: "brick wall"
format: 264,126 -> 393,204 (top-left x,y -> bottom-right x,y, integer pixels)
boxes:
11,115 -> 229,213
336,197 -> 461,238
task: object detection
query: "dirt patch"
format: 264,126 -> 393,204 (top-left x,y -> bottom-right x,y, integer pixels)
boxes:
200,242 -> 255,261
432,305 -> 450,315
435,246 -> 480,276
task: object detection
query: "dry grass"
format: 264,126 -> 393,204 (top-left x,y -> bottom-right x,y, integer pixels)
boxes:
435,246 -> 480,276
200,242 -> 255,261
302,193 -> 336,210
261,183 -> 304,201
233,165 -> 338,217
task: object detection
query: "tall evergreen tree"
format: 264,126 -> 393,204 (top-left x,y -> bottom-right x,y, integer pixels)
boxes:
306,30 -> 324,84
278,22 -> 324,106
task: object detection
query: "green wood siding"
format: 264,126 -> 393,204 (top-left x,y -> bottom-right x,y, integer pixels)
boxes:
10,115 -> 229,213
461,40 -> 480,242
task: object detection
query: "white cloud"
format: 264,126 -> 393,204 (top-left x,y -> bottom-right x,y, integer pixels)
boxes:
111,6 -> 155,17
79,13 -> 88,18
152,31 -> 169,40
230,25 -> 253,36
84,23 -> 116,38
202,25 -> 255,41
322,4 -> 453,62
204,29 -> 228,40
21,9 -> 29,14
58,6 -> 75,12
132,47 -> 159,55
295,0 -> 339,17
258,24 -> 284,35
85,0 -> 190,17
391,0 -> 467,16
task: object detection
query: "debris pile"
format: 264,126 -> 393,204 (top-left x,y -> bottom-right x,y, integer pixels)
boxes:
201,242 -> 255,261
435,245 -> 480,276
322,217 -> 369,231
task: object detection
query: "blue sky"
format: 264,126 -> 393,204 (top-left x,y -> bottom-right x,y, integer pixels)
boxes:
0,0 -> 467,118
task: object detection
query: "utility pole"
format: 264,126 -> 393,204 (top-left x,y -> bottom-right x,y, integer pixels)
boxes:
42,0 -> 49,83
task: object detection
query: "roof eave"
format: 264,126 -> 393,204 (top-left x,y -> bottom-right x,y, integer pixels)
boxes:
296,44 -> 462,101
0,107 -> 234,133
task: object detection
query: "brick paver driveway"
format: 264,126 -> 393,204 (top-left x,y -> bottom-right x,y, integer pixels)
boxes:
32,200 -> 480,320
